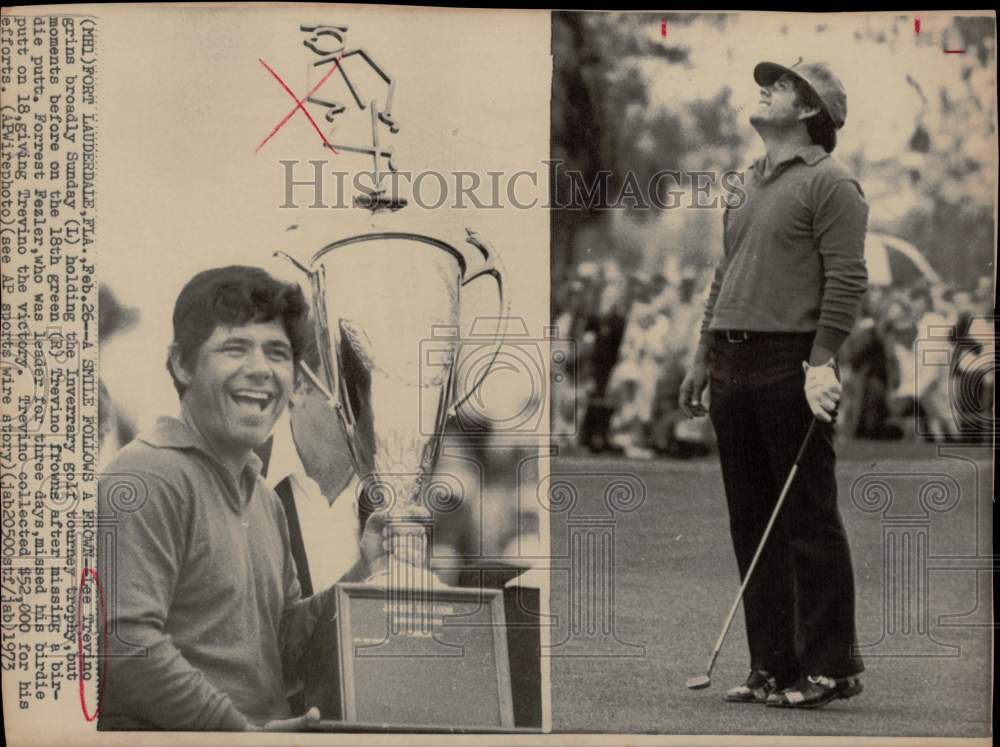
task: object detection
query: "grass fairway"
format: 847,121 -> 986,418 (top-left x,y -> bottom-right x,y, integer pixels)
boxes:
548,440 -> 993,737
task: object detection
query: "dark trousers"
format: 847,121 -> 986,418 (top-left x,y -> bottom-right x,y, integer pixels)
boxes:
708,332 -> 864,685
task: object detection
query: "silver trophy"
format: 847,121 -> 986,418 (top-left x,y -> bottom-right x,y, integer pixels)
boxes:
278,230 -> 504,586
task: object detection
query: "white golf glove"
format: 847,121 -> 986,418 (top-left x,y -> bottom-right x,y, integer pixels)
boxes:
803,359 -> 841,423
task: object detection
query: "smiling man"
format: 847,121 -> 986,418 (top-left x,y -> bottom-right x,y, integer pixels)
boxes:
680,60 -> 868,709
98,266 -> 332,731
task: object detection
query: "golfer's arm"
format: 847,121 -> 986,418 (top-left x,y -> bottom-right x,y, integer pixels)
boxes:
695,208 -> 736,363
812,179 -> 869,363
695,263 -> 728,365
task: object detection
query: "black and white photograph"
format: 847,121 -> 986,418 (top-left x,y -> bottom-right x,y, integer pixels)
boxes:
2,3 -> 551,739
550,10 -> 994,738
0,5 -> 995,746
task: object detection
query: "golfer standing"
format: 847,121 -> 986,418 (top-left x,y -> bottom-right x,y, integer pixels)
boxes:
680,59 -> 868,708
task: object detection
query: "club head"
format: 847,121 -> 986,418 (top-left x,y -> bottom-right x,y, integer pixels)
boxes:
686,675 -> 711,690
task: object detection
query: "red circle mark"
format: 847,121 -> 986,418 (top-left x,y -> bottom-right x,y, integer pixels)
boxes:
914,17 -> 921,35
76,567 -> 109,722
256,55 -> 343,154
661,19 -> 668,38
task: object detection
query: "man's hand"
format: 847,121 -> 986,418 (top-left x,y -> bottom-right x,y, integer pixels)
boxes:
248,706 -> 322,731
679,362 -> 710,418
359,510 -> 390,577
803,360 -> 841,423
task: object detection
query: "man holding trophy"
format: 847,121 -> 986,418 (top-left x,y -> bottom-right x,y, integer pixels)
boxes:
99,19 -> 520,730
99,265 -> 336,730
100,229 -> 513,730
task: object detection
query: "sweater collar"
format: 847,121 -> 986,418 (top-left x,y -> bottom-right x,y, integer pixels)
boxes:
750,144 -> 830,175
140,415 -> 264,480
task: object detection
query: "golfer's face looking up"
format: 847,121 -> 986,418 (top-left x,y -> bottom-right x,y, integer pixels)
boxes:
752,74 -> 811,128
175,320 -> 295,457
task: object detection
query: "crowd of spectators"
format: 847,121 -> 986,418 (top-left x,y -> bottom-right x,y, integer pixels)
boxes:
840,277 -> 994,444
552,262 -> 994,458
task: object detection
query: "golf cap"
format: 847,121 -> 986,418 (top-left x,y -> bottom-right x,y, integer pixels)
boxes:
754,59 -> 847,129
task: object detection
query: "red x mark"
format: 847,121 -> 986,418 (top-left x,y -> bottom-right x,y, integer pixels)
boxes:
256,56 -> 342,154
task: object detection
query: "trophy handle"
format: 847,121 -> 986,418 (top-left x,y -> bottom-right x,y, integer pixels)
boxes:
274,250 -> 311,276
449,229 -> 509,412
274,250 -> 358,447
461,228 -> 503,285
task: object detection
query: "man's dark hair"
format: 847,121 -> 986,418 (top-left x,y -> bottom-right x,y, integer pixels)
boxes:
790,76 -> 838,153
167,265 -> 310,398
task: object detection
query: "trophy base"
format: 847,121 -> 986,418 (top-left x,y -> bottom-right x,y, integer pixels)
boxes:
298,562 -> 543,731
301,582 -> 516,729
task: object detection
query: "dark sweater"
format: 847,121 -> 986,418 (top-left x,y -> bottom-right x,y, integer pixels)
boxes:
98,416 -> 331,730
701,144 -> 869,354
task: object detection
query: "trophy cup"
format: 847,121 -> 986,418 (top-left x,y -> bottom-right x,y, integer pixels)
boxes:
265,23 -> 542,731
277,230 -> 523,730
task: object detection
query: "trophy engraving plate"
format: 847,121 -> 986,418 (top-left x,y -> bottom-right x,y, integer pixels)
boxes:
333,583 -> 515,729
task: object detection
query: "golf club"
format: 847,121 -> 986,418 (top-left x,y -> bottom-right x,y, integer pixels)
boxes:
686,418 -> 819,690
